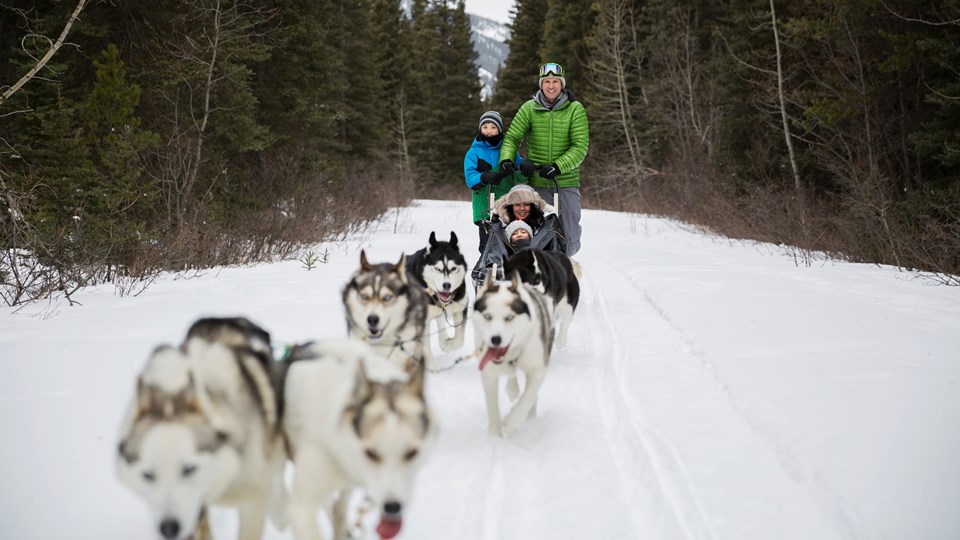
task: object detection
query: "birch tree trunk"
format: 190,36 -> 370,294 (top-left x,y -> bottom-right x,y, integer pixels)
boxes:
0,0 -> 88,106
770,0 -> 802,191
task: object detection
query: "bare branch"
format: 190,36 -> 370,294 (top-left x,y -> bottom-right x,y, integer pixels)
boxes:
0,0 -> 88,106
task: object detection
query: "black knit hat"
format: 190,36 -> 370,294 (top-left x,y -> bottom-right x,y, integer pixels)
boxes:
478,111 -> 503,132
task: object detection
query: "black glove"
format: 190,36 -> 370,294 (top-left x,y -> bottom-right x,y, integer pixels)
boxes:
519,160 -> 537,178
540,163 -> 560,180
477,158 -> 493,173
480,171 -> 502,186
499,159 -> 517,176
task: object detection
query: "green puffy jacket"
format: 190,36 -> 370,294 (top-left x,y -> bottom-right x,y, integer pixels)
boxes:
499,92 -> 589,188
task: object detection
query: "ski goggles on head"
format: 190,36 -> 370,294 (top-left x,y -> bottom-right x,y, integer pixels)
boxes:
539,62 -> 564,77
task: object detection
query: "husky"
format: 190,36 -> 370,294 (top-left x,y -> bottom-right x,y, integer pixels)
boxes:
405,231 -> 469,359
281,339 -> 435,540
343,251 -> 430,373
502,248 -> 581,349
473,273 -> 555,437
116,317 -> 287,540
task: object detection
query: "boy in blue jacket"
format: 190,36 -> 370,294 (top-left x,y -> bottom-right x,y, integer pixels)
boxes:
464,111 -> 526,253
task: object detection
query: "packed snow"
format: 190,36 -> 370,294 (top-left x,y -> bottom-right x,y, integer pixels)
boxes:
2,200 -> 959,540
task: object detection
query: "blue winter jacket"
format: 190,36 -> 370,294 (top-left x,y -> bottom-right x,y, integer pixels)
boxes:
464,136 -> 525,222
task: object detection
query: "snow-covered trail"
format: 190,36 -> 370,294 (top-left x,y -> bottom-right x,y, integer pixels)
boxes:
579,234 -> 847,540
3,200 -> 959,540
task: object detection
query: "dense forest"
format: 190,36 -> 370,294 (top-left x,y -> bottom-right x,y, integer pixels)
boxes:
2,0 -> 958,305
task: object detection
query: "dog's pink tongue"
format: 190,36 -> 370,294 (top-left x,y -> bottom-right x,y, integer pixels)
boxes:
376,516 -> 403,539
479,347 -> 507,371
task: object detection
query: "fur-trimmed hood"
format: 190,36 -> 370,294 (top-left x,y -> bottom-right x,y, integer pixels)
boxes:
494,184 -> 556,225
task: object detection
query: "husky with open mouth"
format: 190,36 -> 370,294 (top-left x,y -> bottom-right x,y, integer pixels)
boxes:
405,231 -> 470,362
343,251 -> 429,373
280,339 -> 435,540
472,272 -> 555,437
116,317 -> 287,540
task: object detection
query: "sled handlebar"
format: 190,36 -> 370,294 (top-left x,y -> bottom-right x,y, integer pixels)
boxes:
482,163 -> 564,218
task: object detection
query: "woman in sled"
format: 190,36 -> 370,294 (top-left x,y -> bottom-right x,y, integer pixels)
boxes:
470,184 -> 565,287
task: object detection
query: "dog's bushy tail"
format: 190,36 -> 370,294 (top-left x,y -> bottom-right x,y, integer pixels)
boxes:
570,259 -> 583,281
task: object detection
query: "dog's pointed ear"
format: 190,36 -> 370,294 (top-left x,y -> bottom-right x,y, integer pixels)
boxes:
394,254 -> 408,283
360,250 -> 371,271
179,371 -> 201,414
429,231 -> 438,248
135,378 -> 155,419
508,271 -> 520,292
479,271 -> 493,294
449,231 -> 458,247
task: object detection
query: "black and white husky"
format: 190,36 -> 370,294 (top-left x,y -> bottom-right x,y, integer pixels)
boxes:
116,317 -> 287,540
405,231 -> 469,359
502,248 -> 581,348
342,251 -> 429,373
473,273 -> 555,437
280,339 -> 435,540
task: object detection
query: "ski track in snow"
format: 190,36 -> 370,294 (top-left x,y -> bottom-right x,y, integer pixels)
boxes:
6,201 -> 958,539
579,248 -> 850,540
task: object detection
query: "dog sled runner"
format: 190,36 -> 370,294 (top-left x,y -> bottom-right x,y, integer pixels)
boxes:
471,170 -> 567,288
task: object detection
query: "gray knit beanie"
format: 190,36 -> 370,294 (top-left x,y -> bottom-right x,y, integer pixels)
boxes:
479,111 -> 503,132
505,220 -> 533,240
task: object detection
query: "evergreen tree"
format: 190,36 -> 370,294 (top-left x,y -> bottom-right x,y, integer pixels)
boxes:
436,0 -> 482,183
492,0 -> 548,120
325,0 -> 384,158
81,44 -> 159,267
406,0 -> 482,184
256,0 -> 339,165
369,0 -> 413,174
541,0 -> 595,93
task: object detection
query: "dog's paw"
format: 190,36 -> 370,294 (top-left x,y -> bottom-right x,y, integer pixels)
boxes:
502,410 -> 527,436
488,422 -> 503,437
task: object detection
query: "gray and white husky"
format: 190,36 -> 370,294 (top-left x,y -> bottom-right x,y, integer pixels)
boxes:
405,231 -> 469,359
280,339 -> 436,540
343,251 -> 430,373
116,317 -> 287,540
473,273 -> 555,437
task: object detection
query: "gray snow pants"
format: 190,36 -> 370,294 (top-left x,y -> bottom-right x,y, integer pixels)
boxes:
533,186 -> 581,257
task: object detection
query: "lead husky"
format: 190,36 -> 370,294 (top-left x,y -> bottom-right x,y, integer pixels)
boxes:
343,251 -> 429,372
281,339 -> 435,540
473,273 -> 555,437
116,317 -> 286,540
405,231 -> 469,357
502,248 -> 581,348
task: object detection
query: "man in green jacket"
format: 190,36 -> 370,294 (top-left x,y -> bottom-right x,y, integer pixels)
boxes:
498,62 -> 589,256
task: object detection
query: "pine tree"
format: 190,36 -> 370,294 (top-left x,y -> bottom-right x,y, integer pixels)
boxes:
256,0 -> 339,164
541,0 -> 595,93
435,0 -> 482,184
406,0 -> 482,184
325,0 -> 384,158
369,0 -> 413,174
491,0 -> 548,121
81,44 -> 160,268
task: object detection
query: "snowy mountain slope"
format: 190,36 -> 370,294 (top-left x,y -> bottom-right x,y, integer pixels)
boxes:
2,201 -> 959,539
469,14 -> 510,99
400,0 -> 510,98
